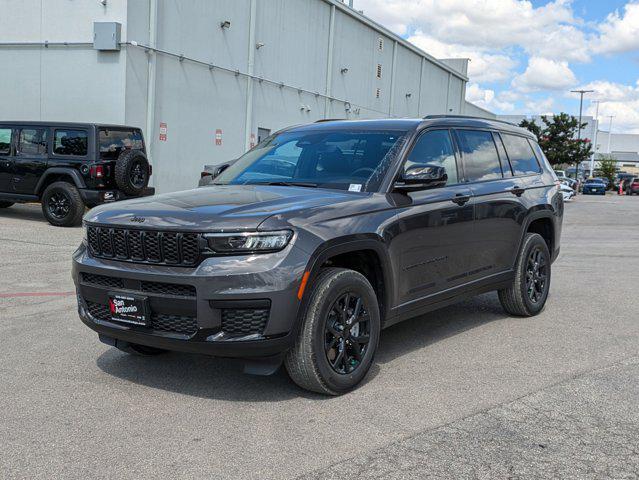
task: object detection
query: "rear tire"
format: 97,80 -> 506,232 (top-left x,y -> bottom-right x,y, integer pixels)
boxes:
41,182 -> 85,227
114,150 -> 150,196
498,233 -> 551,317
116,342 -> 167,356
0,201 -> 14,208
285,268 -> 381,395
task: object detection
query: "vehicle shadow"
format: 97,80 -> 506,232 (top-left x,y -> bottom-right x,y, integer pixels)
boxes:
0,204 -> 49,223
96,292 -> 508,401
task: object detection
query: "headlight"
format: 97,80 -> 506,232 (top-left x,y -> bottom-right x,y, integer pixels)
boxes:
204,230 -> 293,254
82,222 -> 88,246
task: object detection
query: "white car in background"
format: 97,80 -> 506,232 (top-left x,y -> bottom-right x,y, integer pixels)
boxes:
560,181 -> 576,201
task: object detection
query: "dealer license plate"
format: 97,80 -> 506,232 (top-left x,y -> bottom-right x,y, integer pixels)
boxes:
108,293 -> 149,325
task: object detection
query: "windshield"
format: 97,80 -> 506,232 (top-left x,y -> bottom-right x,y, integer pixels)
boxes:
214,129 -> 409,192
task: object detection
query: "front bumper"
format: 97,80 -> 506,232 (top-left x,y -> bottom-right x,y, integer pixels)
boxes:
72,242 -> 309,358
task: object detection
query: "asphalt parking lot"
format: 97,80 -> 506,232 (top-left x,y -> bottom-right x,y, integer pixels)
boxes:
1,194 -> 638,479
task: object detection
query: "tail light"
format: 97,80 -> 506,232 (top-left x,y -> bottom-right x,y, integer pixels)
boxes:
201,171 -> 212,179
89,165 -> 104,178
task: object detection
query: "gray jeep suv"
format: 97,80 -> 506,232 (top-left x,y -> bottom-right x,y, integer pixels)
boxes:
72,116 -> 563,395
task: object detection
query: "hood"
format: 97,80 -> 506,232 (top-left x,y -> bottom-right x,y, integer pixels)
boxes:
84,185 -> 359,231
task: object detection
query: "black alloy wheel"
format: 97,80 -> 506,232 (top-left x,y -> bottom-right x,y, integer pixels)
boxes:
48,191 -> 72,219
130,160 -> 148,189
525,246 -> 548,304
324,292 -> 371,374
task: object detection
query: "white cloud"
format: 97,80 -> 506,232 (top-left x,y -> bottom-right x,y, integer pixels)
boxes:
511,57 -> 577,92
594,2 -> 639,55
407,32 -> 518,82
581,80 -> 639,134
466,83 -> 516,112
358,0 -> 588,62
524,97 -> 555,115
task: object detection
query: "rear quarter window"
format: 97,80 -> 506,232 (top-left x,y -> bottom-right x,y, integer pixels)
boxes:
501,133 -> 541,175
54,130 -> 88,156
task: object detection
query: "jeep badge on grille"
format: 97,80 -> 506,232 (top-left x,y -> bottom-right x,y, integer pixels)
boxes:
130,216 -> 146,223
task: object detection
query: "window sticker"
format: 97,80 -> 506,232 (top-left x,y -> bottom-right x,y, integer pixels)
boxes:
348,184 -> 362,192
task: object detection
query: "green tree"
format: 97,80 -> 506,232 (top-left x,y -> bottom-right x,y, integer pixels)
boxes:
519,119 -> 542,141
598,156 -> 617,189
519,113 -> 592,175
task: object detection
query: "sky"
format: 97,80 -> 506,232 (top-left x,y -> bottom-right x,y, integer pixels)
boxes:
355,0 -> 639,133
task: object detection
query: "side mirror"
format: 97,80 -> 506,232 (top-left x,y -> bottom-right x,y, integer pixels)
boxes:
394,164 -> 448,192
212,163 -> 231,179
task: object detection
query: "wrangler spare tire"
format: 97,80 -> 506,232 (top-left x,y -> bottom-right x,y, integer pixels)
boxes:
114,150 -> 150,196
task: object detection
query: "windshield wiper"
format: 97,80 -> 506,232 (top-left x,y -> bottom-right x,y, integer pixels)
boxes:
253,181 -> 319,188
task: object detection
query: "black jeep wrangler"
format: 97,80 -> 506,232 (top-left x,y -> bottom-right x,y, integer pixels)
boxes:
0,122 -> 154,226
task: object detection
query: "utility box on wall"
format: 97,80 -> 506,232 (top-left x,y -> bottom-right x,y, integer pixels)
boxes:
93,22 -> 121,51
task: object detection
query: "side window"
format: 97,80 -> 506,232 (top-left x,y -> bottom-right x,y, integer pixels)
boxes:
456,129 -> 503,182
405,130 -> 458,185
18,128 -> 47,155
54,130 -> 88,156
501,133 -> 541,175
493,133 -> 513,177
0,128 -> 11,154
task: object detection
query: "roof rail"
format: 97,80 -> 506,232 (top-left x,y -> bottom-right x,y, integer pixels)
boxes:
422,114 -> 517,126
314,118 -> 347,123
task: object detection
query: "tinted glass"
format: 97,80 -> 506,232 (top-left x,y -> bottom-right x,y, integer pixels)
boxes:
0,128 -> 11,154
493,133 -> 513,177
405,129 -> 458,184
456,130 -> 503,182
215,129 -> 408,192
99,129 -> 144,159
18,129 -> 47,155
54,130 -> 88,156
501,134 -> 540,175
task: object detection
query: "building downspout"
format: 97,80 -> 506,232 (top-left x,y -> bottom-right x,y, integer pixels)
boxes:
388,40 -> 397,117
145,0 -> 158,184
244,0 -> 257,151
324,4 -> 336,118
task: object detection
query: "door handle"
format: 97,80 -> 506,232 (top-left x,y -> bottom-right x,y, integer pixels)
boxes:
510,186 -> 526,197
451,193 -> 470,206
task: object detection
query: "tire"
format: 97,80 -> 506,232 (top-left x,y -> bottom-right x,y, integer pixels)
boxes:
114,150 -> 150,196
0,201 -> 14,208
41,181 -> 85,227
285,268 -> 381,395
116,342 -> 167,356
498,233 -> 551,317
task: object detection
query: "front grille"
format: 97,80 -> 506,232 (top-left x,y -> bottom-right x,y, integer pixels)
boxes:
221,308 -> 269,335
140,281 -> 196,297
80,273 -> 196,297
151,313 -> 198,335
81,273 -> 124,289
84,300 -> 197,336
86,301 -> 110,321
87,225 -> 203,266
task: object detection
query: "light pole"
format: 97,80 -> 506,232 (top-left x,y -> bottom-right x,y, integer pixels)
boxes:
589,100 -> 601,177
606,115 -> 614,153
571,89 -> 594,181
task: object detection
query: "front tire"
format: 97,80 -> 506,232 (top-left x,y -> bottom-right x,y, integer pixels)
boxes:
498,233 -> 551,316
41,182 -> 85,227
285,268 -> 381,395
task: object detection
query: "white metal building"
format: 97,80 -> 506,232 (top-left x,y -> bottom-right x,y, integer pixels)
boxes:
0,0 -> 492,193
